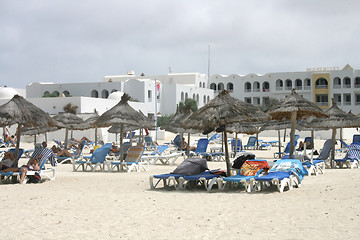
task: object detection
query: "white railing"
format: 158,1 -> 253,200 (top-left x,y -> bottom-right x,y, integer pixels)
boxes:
344,102 -> 351,105
295,86 -> 302,90
315,85 -> 328,89
315,102 -> 328,106
333,85 -> 341,89
343,84 -> 351,88
245,89 -> 251,92
303,86 -> 311,90
285,86 -> 292,90
276,87 -> 283,91
253,88 -> 260,92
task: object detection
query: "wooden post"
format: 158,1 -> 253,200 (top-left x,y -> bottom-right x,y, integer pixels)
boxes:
289,112 -> 297,159
330,127 -> 336,167
224,127 -> 231,176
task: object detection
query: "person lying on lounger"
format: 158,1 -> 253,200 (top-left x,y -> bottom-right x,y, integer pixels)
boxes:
56,143 -> 83,158
0,151 -> 15,171
1,157 -> 40,184
181,138 -> 196,151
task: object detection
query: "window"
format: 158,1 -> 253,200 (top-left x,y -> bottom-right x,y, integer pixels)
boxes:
196,94 -> 199,104
101,90 -> 109,98
245,82 -> 251,92
304,78 -> 311,90
333,77 -> 341,88
210,83 -> 216,90
218,83 -> 224,91
181,92 -> 184,101
344,93 -> 351,105
203,95 -> 206,103
253,82 -> 260,92
253,97 -> 260,105
148,90 -> 152,101
193,94 -> 195,99
227,82 -> 234,92
202,82 -> 205,88
355,77 -> 360,88
43,91 -> 50,97
315,94 -> 328,106
276,79 -> 283,91
355,94 -> 360,105
263,97 -> 270,106
315,78 -> 328,89
343,77 -> 351,88
207,96 -> 210,103
185,93 -> 188,99
52,91 -> 59,97
245,97 -> 251,104
62,91 -> 70,97
295,79 -> 302,90
333,94 -> 341,105
111,89 -> 117,93
285,79 -> 292,90
199,82 -> 202,88
91,90 -> 98,98
262,81 -> 270,92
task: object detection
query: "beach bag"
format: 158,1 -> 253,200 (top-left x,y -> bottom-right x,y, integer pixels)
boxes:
171,158 -> 209,175
27,172 -> 41,183
232,152 -> 255,169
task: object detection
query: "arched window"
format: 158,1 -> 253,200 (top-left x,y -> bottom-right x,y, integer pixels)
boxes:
185,93 -> 188,99
285,79 -> 292,90
333,77 -> 341,88
203,95 -> 206,103
52,91 -> 59,97
262,81 -> 270,92
91,90 -> 98,98
304,78 -> 311,90
315,78 -> 328,89
63,90 -> 70,97
202,82 -> 205,88
218,83 -> 224,91
343,77 -> 351,88
43,91 -> 50,97
276,79 -> 283,91
101,89 -> 109,98
227,82 -> 234,92
199,82 -> 202,88
295,79 -> 302,90
210,83 -> 216,90
253,81 -> 260,92
355,77 -> 360,88
193,93 -> 196,99
111,89 -> 117,93
196,94 -> 199,103
245,82 -> 251,92
207,96 -> 210,103
181,92 -> 184,101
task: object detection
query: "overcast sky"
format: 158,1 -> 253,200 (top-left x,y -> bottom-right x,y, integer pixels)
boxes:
1,0 -> 360,88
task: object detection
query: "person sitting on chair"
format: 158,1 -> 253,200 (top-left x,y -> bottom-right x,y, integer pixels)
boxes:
56,143 -> 83,158
1,156 -> 41,184
181,138 -> 196,151
5,135 -> 16,147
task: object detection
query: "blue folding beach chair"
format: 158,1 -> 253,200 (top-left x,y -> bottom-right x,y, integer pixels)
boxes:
243,136 -> 257,150
334,143 -> 360,169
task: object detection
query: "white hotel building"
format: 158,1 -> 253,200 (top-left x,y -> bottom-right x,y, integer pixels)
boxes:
208,64 -> 360,114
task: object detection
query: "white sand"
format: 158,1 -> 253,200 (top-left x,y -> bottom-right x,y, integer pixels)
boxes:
1,136 -> 360,239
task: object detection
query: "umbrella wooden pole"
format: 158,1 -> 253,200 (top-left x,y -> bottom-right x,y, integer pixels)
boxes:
14,124 -> 22,167
64,128 -> 69,149
256,133 -> 259,150
283,129 -> 286,142
289,112 -> 297,159
311,130 -> 314,149
45,132 -> 48,143
120,124 -> 124,161
278,130 -> 281,156
34,134 -> 37,148
234,133 -> 238,157
340,128 -> 343,148
223,128 -> 231,177
71,129 -> 73,139
187,133 -> 190,157
130,131 -> 133,146
331,127 -> 336,168
95,127 -> 98,146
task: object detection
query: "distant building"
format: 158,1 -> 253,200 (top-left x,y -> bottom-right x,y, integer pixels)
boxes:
209,64 -> 360,114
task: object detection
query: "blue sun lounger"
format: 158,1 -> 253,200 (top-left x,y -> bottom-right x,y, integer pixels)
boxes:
334,143 -> 360,169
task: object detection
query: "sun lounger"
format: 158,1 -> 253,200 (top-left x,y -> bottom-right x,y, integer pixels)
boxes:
301,139 -> 331,175
178,170 -> 225,191
24,148 -> 56,183
0,148 -> 24,183
72,143 -> 112,172
243,136 -> 257,150
55,140 -> 87,165
218,159 -> 270,192
144,136 -> 157,151
274,141 -> 298,158
249,159 -> 308,193
107,146 -> 147,172
143,145 -> 183,165
334,143 -> 360,169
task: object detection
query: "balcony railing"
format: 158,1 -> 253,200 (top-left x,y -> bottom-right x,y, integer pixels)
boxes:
355,102 -> 360,105
245,89 -> 251,92
263,88 -> 270,92
303,86 -> 311,90
285,86 -> 292,90
253,88 -> 260,92
355,83 -> 360,88
315,102 -> 328,106
344,101 -> 351,105
343,84 -> 351,88
295,86 -> 302,90
333,84 -> 341,89
276,87 -> 283,91
315,85 -> 328,89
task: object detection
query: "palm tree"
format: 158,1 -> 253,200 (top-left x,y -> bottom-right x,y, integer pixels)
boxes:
63,103 -> 78,114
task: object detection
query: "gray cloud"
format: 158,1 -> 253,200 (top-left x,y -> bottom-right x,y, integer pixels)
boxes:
1,0 -> 360,88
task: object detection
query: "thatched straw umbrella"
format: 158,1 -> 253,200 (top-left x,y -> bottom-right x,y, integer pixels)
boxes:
52,112 -> 87,149
95,93 -> 155,160
302,99 -> 360,165
0,95 -> 59,166
268,89 -> 328,159
181,90 -> 269,176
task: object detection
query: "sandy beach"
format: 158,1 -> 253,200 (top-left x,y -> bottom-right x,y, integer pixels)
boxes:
1,136 -> 360,240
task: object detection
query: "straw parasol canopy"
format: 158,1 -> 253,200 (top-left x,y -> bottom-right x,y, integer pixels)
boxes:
0,95 -> 59,165
53,112 -> 87,148
268,89 -> 328,159
181,90 -> 269,176
95,93 -> 155,160
302,99 -> 360,163
161,107 -> 193,133
20,126 -> 59,147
